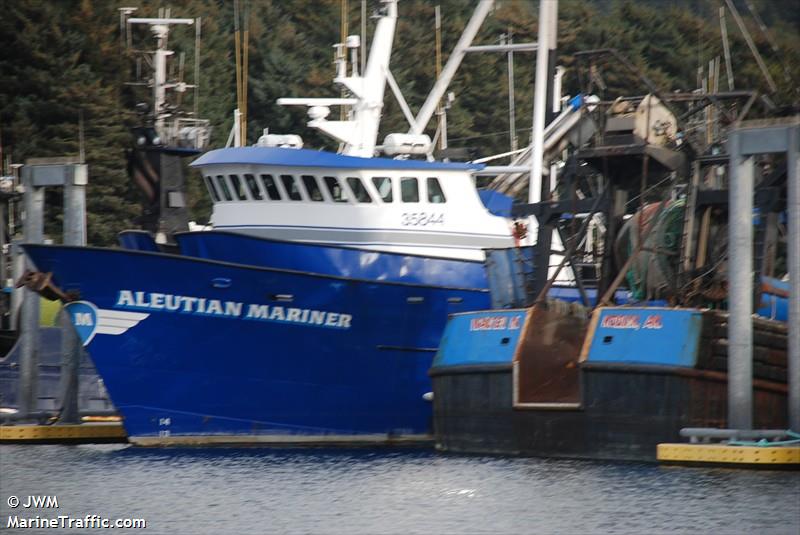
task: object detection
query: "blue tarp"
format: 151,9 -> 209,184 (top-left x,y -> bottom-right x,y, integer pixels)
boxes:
477,189 -> 514,217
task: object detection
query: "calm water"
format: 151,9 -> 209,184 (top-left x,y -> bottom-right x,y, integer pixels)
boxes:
1,445 -> 798,534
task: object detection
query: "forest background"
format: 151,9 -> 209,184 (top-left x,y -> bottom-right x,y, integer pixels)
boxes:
0,0 -> 797,245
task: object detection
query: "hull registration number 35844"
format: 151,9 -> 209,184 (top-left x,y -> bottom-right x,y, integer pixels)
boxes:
401,212 -> 444,226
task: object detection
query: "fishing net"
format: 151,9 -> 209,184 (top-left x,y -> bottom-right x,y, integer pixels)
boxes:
616,199 -> 685,301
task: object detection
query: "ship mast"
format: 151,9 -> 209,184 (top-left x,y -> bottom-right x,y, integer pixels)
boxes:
122,12 -> 208,149
119,9 -> 209,239
277,0 -> 398,157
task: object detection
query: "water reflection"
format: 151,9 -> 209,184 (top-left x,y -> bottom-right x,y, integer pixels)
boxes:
1,445 -> 797,534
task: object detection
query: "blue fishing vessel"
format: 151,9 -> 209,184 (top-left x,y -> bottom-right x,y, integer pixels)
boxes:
23,134 -> 522,446
22,134 -> 519,444
20,1 -> 535,444
24,241 -> 493,444
427,29 -> 796,461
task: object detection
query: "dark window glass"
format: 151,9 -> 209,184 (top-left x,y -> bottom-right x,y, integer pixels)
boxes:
347,177 -> 373,203
260,174 -> 281,200
280,175 -> 302,201
401,177 -> 419,203
244,174 -> 263,200
301,175 -> 324,202
427,177 -> 446,203
324,176 -> 348,202
229,175 -> 247,200
216,175 -> 233,201
204,176 -> 220,202
372,177 -> 392,202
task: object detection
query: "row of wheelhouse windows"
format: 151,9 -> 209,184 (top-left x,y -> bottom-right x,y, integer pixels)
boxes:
203,173 -> 447,205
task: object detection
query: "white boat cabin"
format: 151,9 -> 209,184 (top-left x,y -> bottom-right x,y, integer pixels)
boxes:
191,147 -> 514,260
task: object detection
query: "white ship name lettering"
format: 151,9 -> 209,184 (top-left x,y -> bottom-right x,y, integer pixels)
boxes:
115,290 -> 352,329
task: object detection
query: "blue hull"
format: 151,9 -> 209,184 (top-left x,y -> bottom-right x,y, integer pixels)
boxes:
24,244 -> 490,443
174,230 -> 488,289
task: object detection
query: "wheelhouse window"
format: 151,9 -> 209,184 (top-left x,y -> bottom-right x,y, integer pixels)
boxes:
244,174 -> 263,200
401,177 -> 419,203
301,175 -> 324,202
347,177 -> 373,203
427,177 -> 446,203
260,174 -> 282,200
372,177 -> 393,202
280,175 -> 303,201
229,175 -> 247,200
323,176 -> 348,202
215,175 -> 233,201
204,176 -> 220,202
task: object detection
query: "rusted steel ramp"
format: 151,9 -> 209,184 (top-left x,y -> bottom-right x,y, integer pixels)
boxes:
513,300 -> 590,408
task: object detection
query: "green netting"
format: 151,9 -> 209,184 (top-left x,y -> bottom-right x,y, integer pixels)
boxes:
621,199 -> 686,301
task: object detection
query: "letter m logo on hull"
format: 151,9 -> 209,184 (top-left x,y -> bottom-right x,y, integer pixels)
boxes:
64,301 -> 149,346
